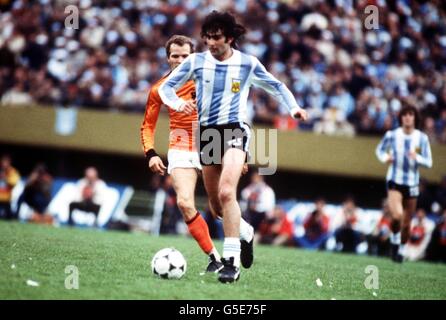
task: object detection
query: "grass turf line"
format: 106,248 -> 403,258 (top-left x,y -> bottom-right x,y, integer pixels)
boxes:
1,221 -> 445,299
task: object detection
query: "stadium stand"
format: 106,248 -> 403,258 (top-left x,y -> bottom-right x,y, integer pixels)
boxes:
0,0 -> 445,142
11,177 -> 134,228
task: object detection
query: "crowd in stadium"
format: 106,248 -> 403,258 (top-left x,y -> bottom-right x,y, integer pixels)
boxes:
0,154 -> 110,226
0,0 -> 445,142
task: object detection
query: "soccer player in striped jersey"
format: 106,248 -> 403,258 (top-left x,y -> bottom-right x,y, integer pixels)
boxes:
141,35 -> 224,273
375,105 -> 433,262
159,11 -> 308,283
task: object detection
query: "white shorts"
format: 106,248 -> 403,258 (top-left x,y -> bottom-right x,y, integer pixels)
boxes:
167,149 -> 202,174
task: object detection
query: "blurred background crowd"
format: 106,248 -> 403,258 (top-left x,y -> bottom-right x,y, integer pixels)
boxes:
0,0 -> 446,142
2,153 -> 446,263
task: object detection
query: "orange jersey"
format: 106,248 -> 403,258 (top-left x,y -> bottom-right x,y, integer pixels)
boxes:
140,75 -> 197,154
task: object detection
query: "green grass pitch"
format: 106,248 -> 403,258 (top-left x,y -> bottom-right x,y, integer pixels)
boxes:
1,221 -> 445,300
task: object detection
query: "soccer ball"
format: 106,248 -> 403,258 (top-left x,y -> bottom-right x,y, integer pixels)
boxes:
151,248 -> 187,279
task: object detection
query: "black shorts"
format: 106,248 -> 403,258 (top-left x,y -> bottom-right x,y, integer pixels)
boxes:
387,181 -> 419,199
197,122 -> 251,166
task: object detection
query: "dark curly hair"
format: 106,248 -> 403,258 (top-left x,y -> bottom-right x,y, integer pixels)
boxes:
200,11 -> 246,48
398,104 -> 421,129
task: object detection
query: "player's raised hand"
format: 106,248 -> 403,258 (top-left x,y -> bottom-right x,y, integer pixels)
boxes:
149,156 -> 167,176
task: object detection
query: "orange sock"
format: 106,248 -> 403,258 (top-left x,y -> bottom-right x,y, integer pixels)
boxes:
186,212 -> 214,254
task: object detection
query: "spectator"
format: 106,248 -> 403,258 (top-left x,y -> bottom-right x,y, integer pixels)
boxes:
417,178 -> 435,214
366,199 -> 392,257
0,154 -> 20,219
347,63 -> 372,99
436,109 -> 446,144
241,170 -> 276,241
159,176 -> 182,235
325,84 -> 355,121
204,206 -> 224,240
0,81 -> 34,105
404,208 -> 435,261
334,196 -> 363,253
426,208 -> 446,263
68,166 -> 107,227
16,163 -> 53,224
436,176 -> 446,212
149,174 -> 163,235
151,175 -> 182,236
258,206 -> 294,247
295,198 -> 330,250
386,52 -> 413,83
423,116 -> 438,145
313,106 -> 356,137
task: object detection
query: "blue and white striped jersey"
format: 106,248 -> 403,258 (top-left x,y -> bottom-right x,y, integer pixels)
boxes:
158,49 -> 301,126
375,127 -> 433,187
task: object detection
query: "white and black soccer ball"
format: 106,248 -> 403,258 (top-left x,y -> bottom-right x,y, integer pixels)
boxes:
151,248 -> 187,279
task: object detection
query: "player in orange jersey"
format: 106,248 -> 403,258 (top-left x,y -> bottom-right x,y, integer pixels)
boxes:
141,35 -> 223,273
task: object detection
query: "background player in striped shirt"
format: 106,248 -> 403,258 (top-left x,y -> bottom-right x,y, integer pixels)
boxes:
376,105 -> 433,262
159,11 -> 308,283
140,35 -> 224,273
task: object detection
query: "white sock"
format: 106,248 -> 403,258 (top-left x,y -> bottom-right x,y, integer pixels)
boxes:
216,216 -> 254,243
390,232 -> 401,245
398,244 -> 406,256
223,237 -> 241,268
210,247 -> 221,261
239,218 -> 254,242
